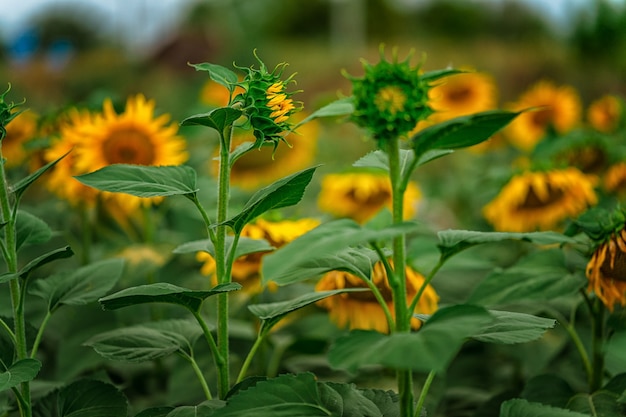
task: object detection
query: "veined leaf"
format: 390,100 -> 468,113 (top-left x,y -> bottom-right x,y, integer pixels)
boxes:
471,310 -> 555,344
181,107 -> 243,135
261,219 -> 421,286
230,142 -> 255,167
437,229 -> 578,261
353,149 -> 453,178
328,305 -> 493,373
75,164 -> 198,198
0,359 -> 41,392
16,246 -> 74,281
412,110 -> 521,159
174,236 -> 274,261
295,97 -> 354,127
165,401 -> 226,417
36,379 -> 129,417
99,282 -> 241,313
16,210 -> 52,250
500,399 -> 591,417
189,62 -> 239,92
222,166 -> 318,234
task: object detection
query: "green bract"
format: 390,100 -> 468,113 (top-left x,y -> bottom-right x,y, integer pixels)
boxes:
233,51 -> 301,150
0,84 -> 25,142
347,49 -> 431,146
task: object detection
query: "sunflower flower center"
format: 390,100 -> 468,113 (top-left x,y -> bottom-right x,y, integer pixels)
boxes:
102,127 -> 156,165
600,233 -> 626,282
520,184 -> 564,209
446,86 -> 473,103
374,86 -> 407,115
347,188 -> 391,206
530,107 -> 554,128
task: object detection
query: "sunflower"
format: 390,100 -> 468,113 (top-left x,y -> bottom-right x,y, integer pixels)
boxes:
317,171 -> 421,223
213,112 -> 319,190
196,217 -> 320,293
44,109 -> 100,207
505,80 -> 581,151
483,168 -> 597,232
2,109 -> 38,169
604,163 -> 626,197
73,94 -> 188,212
587,94 -> 622,133
586,228 -> 626,311
315,261 -> 439,333
200,78 -> 245,108
428,70 -> 498,121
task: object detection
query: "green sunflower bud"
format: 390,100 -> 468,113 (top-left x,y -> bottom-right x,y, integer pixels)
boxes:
346,47 -> 431,147
0,84 -> 25,142
566,206 -> 626,244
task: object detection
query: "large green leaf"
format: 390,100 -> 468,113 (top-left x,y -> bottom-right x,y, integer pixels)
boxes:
500,399 -> 591,417
606,331 -> 626,371
12,149 -> 70,203
30,258 -> 124,313
0,359 -> 41,392
261,219 -> 421,286
165,401 -> 226,417
437,229 -> 578,261
85,320 -> 202,363
248,289 -> 369,335
567,374 -> 626,416
412,110 -> 521,159
521,375 -> 575,408
74,164 -> 198,198
222,166 -> 318,234
328,305 -> 493,373
295,97 -> 354,127
173,236 -> 274,260
99,282 -> 241,313
180,107 -> 244,135
16,210 -> 52,250
467,249 -> 586,307
189,62 -> 239,92
33,379 -> 128,417
352,149 -> 452,177
420,68 -> 468,83
471,311 -> 555,344
14,246 -> 74,282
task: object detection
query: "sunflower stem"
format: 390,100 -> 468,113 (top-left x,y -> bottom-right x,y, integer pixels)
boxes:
385,137 -> 414,417
414,370 -> 436,417
371,243 -> 399,331
407,257 -> 444,323
590,298 -> 605,392
236,330 -> 266,384
214,124 -> 234,399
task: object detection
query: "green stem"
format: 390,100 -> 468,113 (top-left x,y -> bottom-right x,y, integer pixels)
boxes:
414,370 -> 436,417
190,195 -> 217,244
79,205 -> 92,265
407,257 -> 444,323
0,317 -> 16,346
181,352 -> 213,400
590,298 -> 605,392
371,244 -> 398,331
191,310 -> 225,374
385,138 -> 413,417
30,311 -> 52,359
236,331 -> 265,384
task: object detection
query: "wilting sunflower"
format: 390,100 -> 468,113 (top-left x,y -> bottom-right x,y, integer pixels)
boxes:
196,217 -> 320,293
73,94 -> 188,212
44,109 -> 100,207
317,171 -> 421,223
2,109 -> 38,169
315,261 -> 439,333
587,94 -> 622,133
427,70 -> 498,121
212,112 -> 319,190
483,168 -> 597,232
505,80 -> 581,151
586,227 -> 626,311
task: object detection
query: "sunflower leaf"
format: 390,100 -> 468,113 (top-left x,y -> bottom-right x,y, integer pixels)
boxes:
174,236 -> 274,260
500,399 -> 591,417
411,110 -> 521,159
354,149 -> 454,177
471,310 -> 556,344
466,249 -> 586,306
98,282 -> 241,313
74,164 -> 199,198
420,68 -> 468,83
230,141 -> 256,167
294,97 -> 354,128
16,245 -> 74,281
0,359 -> 41,392
328,304 -> 493,373
180,107 -> 243,136
16,210 -> 52,251
437,229 -> 578,261
189,62 -> 239,92
261,219 -> 421,286
12,149 -> 71,203
221,166 -> 319,234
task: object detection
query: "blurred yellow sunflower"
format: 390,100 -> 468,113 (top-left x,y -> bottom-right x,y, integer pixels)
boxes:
428,70 -> 498,120
214,112 -> 318,190
603,162 -> 626,197
483,168 -> 597,232
196,217 -> 320,293
505,80 -> 581,151
44,109 -> 100,207
200,78 -> 245,108
315,261 -> 439,333
586,228 -> 626,311
2,109 -> 38,169
587,94 -> 622,133
73,94 -> 188,212
317,172 -> 421,223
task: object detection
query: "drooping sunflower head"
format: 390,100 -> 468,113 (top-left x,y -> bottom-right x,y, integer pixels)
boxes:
483,168 -> 598,232
315,260 -> 439,333
587,94 -> 623,134
347,47 -> 431,146
233,51 -> 302,150
505,80 -> 582,152
196,217 -> 320,294
574,207 -> 626,311
317,171 -> 421,223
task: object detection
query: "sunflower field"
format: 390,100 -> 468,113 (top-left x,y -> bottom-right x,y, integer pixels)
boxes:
1,1 -> 626,417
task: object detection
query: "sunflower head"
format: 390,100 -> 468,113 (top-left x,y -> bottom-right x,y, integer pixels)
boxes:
587,94 -> 623,134
347,47 -> 431,147
233,51 -> 302,150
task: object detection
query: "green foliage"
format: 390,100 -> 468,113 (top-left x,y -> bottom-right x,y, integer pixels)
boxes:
499,399 -> 590,417
189,63 -> 239,93
0,359 -> 41,392
181,108 -> 244,138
